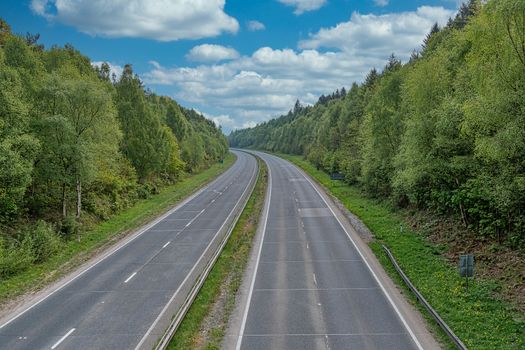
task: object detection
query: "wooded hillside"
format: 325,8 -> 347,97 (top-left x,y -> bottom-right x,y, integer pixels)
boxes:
0,20 -> 227,275
229,0 -> 525,249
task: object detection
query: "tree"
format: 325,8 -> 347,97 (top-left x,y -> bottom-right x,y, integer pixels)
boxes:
0,48 -> 39,220
0,18 -> 11,46
115,64 -> 184,180
36,73 -> 120,230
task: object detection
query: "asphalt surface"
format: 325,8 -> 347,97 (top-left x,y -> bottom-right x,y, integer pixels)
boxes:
235,152 -> 422,350
0,150 -> 257,350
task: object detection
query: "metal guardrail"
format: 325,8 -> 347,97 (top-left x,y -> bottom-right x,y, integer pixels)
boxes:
382,245 -> 468,350
153,160 -> 259,350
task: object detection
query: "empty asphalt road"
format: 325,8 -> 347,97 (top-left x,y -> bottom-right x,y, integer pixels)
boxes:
0,150 -> 257,350
231,152 -> 435,350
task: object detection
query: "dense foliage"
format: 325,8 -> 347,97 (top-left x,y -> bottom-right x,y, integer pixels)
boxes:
0,22 -> 227,276
230,0 -> 525,248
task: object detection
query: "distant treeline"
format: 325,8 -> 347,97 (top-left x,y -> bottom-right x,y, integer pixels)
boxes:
229,0 -> 525,247
0,18 -> 227,272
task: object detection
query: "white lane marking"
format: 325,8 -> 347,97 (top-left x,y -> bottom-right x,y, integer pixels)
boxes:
313,273 -> 318,287
135,153 -> 258,350
295,160 -> 424,350
51,328 -> 75,349
0,156 -> 234,329
185,208 -> 206,228
162,241 -> 171,249
124,272 -> 137,284
235,160 -> 273,350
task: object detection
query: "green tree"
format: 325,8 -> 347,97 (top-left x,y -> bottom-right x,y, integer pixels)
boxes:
35,73 -> 120,228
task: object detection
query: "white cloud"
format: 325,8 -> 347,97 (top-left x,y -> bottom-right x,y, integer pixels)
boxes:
144,6 -> 456,133
186,44 -> 239,62
277,0 -> 327,15
30,0 -> 239,41
374,0 -> 389,6
144,48 -> 377,132
91,61 -> 123,79
247,20 -> 266,31
300,6 -> 454,58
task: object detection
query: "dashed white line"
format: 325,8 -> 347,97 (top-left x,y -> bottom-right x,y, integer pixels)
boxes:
296,161 -> 424,350
162,241 -> 171,249
51,328 -> 75,349
124,272 -> 137,283
185,209 -> 206,227
312,273 -> 318,286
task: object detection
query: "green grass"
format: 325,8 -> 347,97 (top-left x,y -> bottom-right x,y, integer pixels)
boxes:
0,153 -> 235,305
168,157 -> 267,350
279,153 -> 524,350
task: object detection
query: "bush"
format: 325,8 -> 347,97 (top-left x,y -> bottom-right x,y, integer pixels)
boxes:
60,215 -> 78,238
25,221 -> 61,263
0,236 -> 33,278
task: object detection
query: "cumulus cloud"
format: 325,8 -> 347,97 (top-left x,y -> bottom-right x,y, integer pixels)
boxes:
277,0 -> 327,15
30,0 -> 239,41
247,20 -> 266,31
91,61 -> 124,79
144,48 -> 378,131
186,44 -> 239,62
300,6 -> 454,58
144,6 -> 456,132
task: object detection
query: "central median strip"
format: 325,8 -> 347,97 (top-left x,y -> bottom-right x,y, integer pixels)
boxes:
136,154 -> 259,350
165,157 -> 268,350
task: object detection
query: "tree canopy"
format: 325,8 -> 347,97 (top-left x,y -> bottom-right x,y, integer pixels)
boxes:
229,0 -> 525,248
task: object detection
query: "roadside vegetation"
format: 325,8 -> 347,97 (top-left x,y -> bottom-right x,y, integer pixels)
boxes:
0,154 -> 235,305
168,157 -> 267,350
229,0 -> 525,250
0,20 -> 228,303
281,154 -> 524,350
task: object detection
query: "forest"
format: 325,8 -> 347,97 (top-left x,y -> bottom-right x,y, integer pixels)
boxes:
0,20 -> 228,277
229,0 -> 525,249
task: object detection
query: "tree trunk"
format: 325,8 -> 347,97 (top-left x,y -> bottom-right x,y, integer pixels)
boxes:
76,177 -> 81,242
62,182 -> 67,218
76,177 -> 81,219
455,177 -> 469,228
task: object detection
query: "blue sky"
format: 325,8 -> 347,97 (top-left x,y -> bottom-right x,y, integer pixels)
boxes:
1,0 -> 460,132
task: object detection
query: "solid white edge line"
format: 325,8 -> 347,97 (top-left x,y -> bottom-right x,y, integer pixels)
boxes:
50,328 -> 75,349
291,157 -> 424,350
134,153 -> 258,350
124,272 -> 137,284
0,151 -> 240,330
235,157 -> 272,350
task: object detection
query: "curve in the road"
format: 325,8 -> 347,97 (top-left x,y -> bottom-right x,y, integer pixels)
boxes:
0,150 -> 257,350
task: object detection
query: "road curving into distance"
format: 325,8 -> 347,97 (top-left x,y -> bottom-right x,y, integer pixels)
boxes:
0,150 -> 258,350
228,151 -> 439,350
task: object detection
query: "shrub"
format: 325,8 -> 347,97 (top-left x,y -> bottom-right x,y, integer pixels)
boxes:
0,236 -> 33,278
60,215 -> 78,239
25,221 -> 61,263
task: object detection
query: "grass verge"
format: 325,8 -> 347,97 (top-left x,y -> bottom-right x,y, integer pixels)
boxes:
279,153 -> 524,350
167,157 -> 267,350
0,153 -> 235,307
